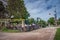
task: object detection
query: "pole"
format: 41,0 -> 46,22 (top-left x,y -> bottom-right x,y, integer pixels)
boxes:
54,6 -> 57,26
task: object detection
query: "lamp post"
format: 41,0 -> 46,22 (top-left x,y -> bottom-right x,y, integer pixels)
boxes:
54,8 -> 57,26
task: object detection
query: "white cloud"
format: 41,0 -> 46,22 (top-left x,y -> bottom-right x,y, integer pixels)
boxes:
24,0 -> 60,20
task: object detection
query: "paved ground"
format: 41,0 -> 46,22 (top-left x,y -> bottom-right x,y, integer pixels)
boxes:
0,27 -> 57,40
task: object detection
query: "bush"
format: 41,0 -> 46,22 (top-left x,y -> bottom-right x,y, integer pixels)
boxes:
38,19 -> 47,28
1,27 -> 20,33
2,27 -> 8,31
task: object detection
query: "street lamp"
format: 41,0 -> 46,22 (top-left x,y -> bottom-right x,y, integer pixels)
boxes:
54,7 -> 57,26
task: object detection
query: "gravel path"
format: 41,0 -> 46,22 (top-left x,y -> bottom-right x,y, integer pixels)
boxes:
0,27 -> 57,40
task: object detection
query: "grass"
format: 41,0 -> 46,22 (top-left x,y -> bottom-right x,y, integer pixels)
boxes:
54,28 -> 60,40
1,27 -> 20,33
2,29 -> 20,33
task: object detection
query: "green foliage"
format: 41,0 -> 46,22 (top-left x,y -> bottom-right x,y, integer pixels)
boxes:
2,29 -> 20,33
28,18 -> 35,24
54,28 -> 60,40
0,1 -> 9,18
0,1 -> 6,18
0,1 -> 5,12
38,19 -> 47,27
2,27 -> 8,31
1,27 -> 20,33
48,17 -> 55,25
57,18 -> 60,25
7,0 -> 30,19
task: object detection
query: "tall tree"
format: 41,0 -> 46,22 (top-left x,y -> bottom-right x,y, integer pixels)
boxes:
7,0 -> 30,27
48,17 -> 55,25
0,1 -> 5,18
0,1 -> 9,19
38,19 -> 47,28
28,18 -> 35,25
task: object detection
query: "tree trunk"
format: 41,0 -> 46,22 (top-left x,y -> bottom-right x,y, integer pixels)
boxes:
21,19 -> 26,32
22,19 -> 25,27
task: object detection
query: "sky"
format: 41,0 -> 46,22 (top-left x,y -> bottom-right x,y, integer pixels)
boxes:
0,0 -> 60,21
24,0 -> 60,21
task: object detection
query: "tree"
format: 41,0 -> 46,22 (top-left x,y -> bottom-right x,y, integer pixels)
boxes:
48,17 -> 55,25
28,18 -> 35,25
0,1 -> 9,19
38,19 -> 47,28
7,0 -> 30,28
57,18 -> 60,25
0,1 -> 5,18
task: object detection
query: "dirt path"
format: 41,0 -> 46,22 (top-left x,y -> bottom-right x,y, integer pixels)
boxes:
0,27 -> 57,40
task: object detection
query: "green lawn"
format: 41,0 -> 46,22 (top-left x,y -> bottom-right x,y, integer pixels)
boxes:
54,28 -> 60,40
1,27 -> 20,33
2,29 -> 20,33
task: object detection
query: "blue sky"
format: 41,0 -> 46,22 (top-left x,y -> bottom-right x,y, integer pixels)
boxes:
24,0 -> 60,21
